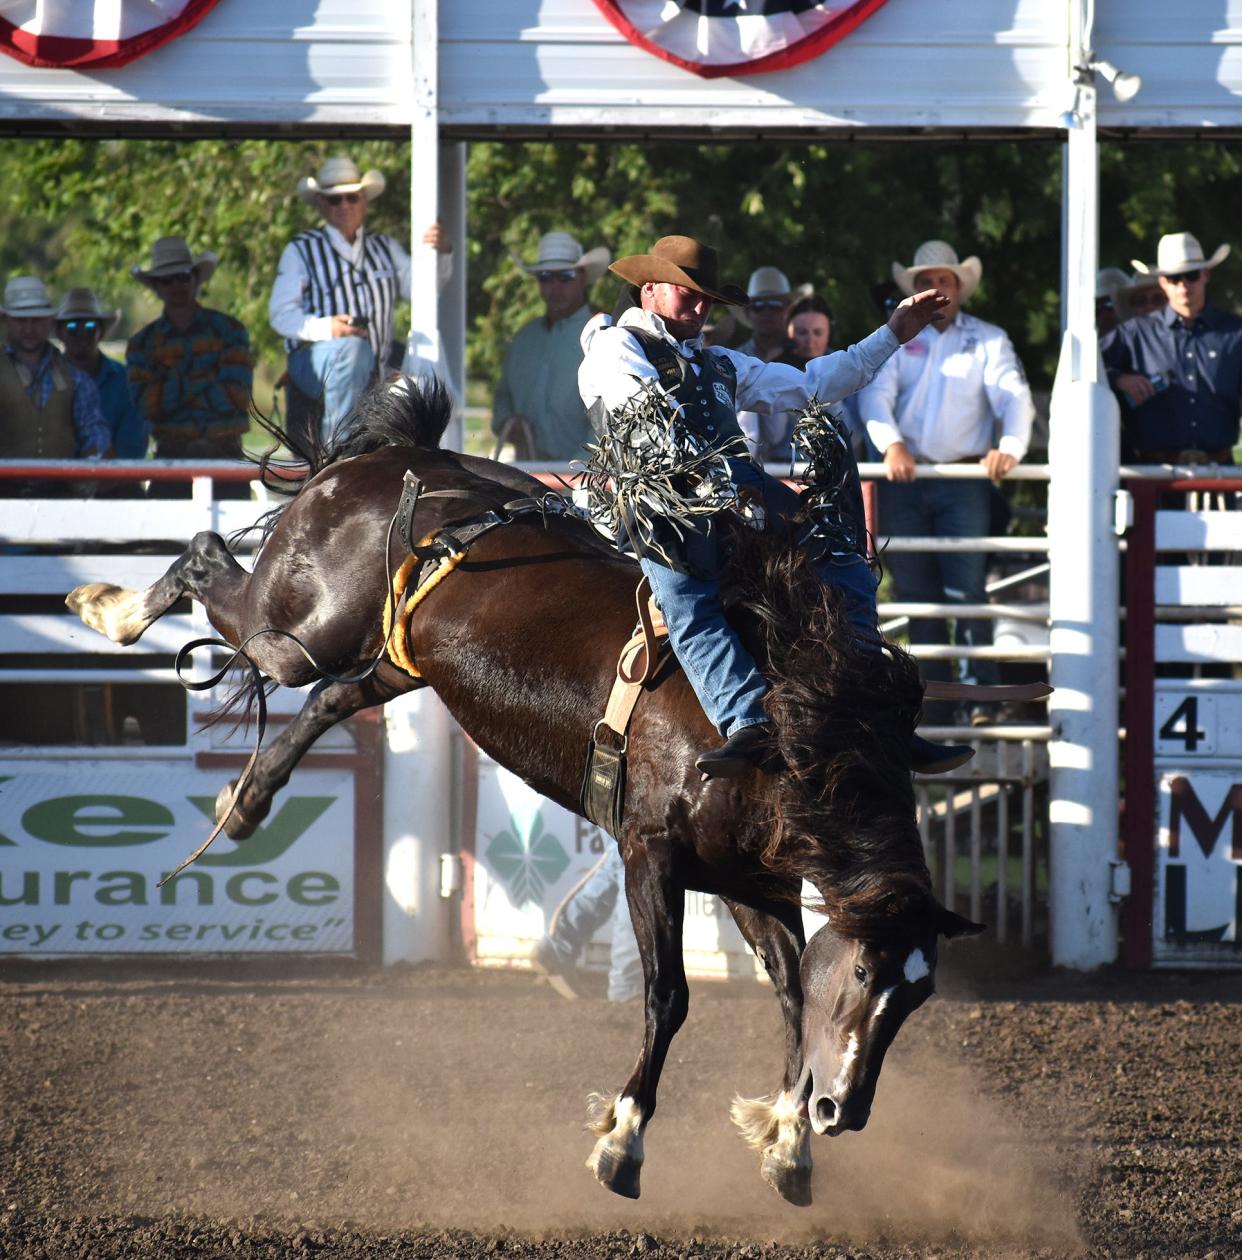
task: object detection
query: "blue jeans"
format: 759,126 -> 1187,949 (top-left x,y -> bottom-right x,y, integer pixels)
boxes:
877,476 -> 999,692
288,337 -> 376,439
544,846 -> 642,1002
640,466 -> 879,738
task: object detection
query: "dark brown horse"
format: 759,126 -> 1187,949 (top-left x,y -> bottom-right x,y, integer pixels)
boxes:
67,379 -> 982,1207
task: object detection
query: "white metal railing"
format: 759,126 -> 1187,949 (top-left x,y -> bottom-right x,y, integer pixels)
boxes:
0,458 -> 1068,951
0,470 -> 276,753
860,461 -> 1052,943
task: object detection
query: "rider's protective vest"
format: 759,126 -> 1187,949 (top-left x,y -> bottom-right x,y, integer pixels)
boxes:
0,350 -> 76,459
628,331 -> 743,455
595,331 -> 752,578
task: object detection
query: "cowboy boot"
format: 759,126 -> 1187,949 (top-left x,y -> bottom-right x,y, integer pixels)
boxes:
696,723 -> 784,779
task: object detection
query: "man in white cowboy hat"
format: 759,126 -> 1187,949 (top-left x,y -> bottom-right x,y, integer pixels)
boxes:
0,276 -> 111,480
579,234 -> 971,778
1115,270 -> 1166,322
857,239 -> 1035,723
127,236 -> 253,494
1102,231 -> 1242,464
736,265 -> 794,362
491,231 -> 610,462
1096,267 -> 1132,336
56,288 -> 147,461
269,153 -> 452,438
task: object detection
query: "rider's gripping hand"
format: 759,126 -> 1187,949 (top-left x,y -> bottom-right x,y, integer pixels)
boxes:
888,289 -> 951,345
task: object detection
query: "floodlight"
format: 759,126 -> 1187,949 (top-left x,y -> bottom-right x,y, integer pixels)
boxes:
1060,85 -> 1083,130
1091,59 -> 1142,103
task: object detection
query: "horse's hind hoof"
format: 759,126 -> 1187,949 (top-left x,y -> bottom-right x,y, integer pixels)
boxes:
761,1154 -> 812,1207
587,1142 -> 642,1199
215,781 -> 256,841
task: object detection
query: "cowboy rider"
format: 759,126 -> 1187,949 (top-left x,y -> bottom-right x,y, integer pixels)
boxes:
578,235 -> 974,780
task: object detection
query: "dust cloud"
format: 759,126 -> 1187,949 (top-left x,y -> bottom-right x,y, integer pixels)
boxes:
18,970 -> 1080,1252
54,974 -> 1077,1251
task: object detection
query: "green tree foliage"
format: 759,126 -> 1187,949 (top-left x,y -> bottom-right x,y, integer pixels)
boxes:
1,135 -> 1238,419
467,138 -> 1069,399
0,137 -> 411,373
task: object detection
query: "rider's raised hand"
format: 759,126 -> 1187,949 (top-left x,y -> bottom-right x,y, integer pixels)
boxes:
887,288 -> 951,344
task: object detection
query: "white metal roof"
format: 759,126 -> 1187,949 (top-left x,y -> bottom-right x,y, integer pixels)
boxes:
0,1 -> 1237,134
0,0 -> 411,132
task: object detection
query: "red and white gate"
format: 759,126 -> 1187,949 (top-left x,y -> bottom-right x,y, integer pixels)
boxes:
1122,475 -> 1242,969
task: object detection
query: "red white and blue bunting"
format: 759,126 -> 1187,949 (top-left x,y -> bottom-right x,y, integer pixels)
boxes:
0,0 -> 223,69
592,0 -> 890,79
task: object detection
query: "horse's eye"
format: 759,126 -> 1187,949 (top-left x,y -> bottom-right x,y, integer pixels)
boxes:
853,965 -> 868,985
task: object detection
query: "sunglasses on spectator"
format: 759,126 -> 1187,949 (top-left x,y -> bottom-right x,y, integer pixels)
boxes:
1165,269 -> 1203,284
152,271 -> 194,287
749,299 -> 786,311
62,320 -> 101,333
325,192 -> 363,206
536,269 -> 580,284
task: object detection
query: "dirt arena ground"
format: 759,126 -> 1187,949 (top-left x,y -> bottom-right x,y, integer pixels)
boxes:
1,956 -> 1239,1260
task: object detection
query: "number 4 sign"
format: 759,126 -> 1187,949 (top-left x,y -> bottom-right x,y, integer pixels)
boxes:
1156,693 -> 1214,755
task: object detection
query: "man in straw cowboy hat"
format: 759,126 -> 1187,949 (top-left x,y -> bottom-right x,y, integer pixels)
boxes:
857,239 -> 1035,725
127,236 -> 253,495
492,231 -> 611,462
270,153 -> 452,438
579,233 -> 973,778
1102,231 -> 1242,464
0,276 -> 111,479
56,287 -> 147,461
736,265 -> 797,362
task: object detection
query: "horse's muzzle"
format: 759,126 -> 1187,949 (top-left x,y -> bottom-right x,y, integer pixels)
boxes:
809,1090 -> 870,1136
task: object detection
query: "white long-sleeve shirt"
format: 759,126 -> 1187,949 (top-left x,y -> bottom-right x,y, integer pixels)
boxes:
579,306 -> 899,419
268,223 -> 450,351
857,311 -> 1034,463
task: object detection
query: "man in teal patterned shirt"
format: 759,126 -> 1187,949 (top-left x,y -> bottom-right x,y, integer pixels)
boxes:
127,237 -> 253,497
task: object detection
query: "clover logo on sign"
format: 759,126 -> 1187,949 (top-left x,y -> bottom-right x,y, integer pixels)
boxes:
485,811 -> 571,907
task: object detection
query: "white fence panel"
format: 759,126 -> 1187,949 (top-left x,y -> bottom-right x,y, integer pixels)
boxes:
1156,623 -> 1242,664
1155,566 -> 1242,607
1155,511 -> 1242,552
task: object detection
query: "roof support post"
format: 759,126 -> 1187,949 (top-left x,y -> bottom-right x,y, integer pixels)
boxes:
407,0 -> 464,450
1046,0 -> 1123,968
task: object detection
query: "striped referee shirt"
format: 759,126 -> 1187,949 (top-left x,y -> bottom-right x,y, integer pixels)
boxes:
269,223 -> 426,363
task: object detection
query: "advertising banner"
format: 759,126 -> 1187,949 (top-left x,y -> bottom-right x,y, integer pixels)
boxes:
1154,770 -> 1242,966
0,761 -> 355,955
471,757 -> 762,981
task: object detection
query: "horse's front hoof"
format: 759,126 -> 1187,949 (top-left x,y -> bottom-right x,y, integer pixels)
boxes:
587,1140 -> 642,1199
66,582 -> 147,645
761,1153 -> 812,1207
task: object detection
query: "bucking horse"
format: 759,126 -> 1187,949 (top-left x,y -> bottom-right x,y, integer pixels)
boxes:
67,378 -> 983,1207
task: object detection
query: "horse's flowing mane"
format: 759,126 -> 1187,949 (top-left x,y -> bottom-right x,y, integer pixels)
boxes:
235,377 -> 456,548
313,377 -> 455,470
728,523 -> 936,940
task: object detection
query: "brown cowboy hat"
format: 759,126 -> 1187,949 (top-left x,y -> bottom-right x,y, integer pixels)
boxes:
609,235 -> 748,307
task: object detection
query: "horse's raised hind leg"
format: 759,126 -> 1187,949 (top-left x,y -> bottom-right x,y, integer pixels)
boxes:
725,899 -> 813,1207
67,531 -> 248,647
585,837 -> 687,1201
217,669 -> 420,840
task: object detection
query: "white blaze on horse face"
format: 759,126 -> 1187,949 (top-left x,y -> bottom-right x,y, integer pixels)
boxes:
870,986 -> 895,1026
831,1032 -> 859,1096
903,948 -> 930,984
